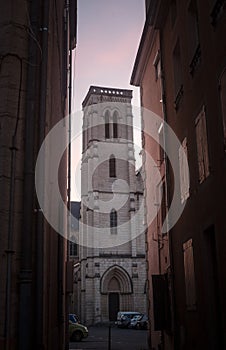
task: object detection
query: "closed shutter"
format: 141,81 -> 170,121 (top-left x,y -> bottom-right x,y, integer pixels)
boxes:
220,70 -> 226,148
179,137 -> 189,203
183,239 -> 196,310
195,106 -> 209,183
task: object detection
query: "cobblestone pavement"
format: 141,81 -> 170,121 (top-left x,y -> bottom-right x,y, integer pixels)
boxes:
70,325 -> 149,350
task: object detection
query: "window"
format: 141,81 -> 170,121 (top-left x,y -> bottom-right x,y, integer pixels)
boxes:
105,110 -> 110,138
179,137 -> 190,203
173,40 -> 183,109
158,122 -> 164,163
153,51 -> 161,81
210,0 -> 226,26
219,68 -> 226,151
110,209 -> 117,234
69,237 -> 77,257
188,0 -> 201,74
109,155 -> 116,177
171,0 -> 177,27
195,106 -> 210,183
183,239 -> 196,310
113,111 -> 118,138
157,180 -> 167,234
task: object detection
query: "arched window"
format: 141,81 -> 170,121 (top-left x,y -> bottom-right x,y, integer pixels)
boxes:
109,155 -> 116,177
105,110 -> 110,139
113,111 -> 118,138
110,209 -> 117,234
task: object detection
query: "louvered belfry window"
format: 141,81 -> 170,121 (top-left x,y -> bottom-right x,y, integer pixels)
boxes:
110,209 -> 117,234
105,110 -> 110,139
113,111 -> 118,138
109,155 -> 116,177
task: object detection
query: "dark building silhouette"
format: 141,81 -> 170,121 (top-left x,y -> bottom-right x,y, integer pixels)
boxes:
131,1 -> 226,349
0,1 -> 77,349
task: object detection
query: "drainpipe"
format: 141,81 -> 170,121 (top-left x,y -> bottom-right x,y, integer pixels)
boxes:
18,0 -> 39,349
159,33 -> 176,349
36,0 -> 50,348
3,54 -> 22,350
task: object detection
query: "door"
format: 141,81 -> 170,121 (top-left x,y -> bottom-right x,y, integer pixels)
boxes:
108,293 -> 119,321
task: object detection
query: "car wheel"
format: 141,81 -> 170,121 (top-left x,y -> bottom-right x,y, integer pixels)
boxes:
71,330 -> 83,342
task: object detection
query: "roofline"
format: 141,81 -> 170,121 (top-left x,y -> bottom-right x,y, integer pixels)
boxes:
82,85 -> 133,108
130,0 -> 169,86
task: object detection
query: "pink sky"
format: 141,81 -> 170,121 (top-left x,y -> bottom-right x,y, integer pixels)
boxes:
73,0 -> 145,110
71,0 -> 145,200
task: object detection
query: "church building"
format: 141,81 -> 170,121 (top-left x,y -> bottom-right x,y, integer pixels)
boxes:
78,86 -> 147,325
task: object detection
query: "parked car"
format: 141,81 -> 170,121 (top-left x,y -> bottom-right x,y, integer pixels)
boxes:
129,314 -> 142,328
116,311 -> 141,328
136,314 -> 148,330
69,320 -> 88,342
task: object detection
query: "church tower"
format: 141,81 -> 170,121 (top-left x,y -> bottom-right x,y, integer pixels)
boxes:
79,86 -> 147,325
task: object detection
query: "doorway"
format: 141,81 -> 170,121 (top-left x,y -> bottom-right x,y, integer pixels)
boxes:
108,293 -> 119,321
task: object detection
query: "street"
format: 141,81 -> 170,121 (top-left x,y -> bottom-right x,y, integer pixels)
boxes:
69,326 -> 149,350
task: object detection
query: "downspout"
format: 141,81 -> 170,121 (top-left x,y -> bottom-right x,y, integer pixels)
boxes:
3,54 -> 23,350
18,0 -> 39,349
65,23 -> 72,350
36,0 -> 50,348
65,2 -> 72,348
159,33 -> 176,349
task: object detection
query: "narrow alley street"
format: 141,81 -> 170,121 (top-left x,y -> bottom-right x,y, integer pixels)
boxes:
69,326 -> 149,350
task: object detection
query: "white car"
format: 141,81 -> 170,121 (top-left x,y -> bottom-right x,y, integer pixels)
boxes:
116,311 -> 141,328
129,314 -> 142,328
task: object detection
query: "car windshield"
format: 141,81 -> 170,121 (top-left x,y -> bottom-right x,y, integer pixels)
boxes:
69,314 -> 79,323
131,315 -> 141,321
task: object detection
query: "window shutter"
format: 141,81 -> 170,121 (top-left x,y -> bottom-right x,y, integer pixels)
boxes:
201,109 -> 210,178
195,106 -> 209,183
179,137 -> 189,203
220,70 -> 226,148
183,239 -> 196,310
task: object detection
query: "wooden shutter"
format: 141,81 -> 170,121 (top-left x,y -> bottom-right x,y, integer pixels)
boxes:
195,106 -> 209,183
179,137 -> 189,203
220,70 -> 226,148
183,239 -> 196,310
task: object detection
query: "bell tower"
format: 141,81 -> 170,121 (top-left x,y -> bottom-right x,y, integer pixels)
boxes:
78,86 -> 147,325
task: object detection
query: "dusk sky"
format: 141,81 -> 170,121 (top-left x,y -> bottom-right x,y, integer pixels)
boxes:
71,0 -> 145,200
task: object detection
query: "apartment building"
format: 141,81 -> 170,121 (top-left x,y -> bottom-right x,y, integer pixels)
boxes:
131,1 -> 226,349
0,1 -> 77,349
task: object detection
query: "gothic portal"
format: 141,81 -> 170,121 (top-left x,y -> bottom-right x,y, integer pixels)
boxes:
78,86 -> 147,325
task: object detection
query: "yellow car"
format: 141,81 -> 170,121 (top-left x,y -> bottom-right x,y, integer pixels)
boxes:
69,320 -> 88,342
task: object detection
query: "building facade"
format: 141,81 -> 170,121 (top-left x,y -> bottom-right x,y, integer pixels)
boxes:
131,1 -> 226,349
0,1 -> 77,349
78,86 -> 147,325
69,201 -> 80,315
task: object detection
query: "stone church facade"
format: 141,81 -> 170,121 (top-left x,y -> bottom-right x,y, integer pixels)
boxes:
78,86 -> 147,325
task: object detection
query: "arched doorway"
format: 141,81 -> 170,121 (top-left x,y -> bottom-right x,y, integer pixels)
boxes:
108,293 -> 119,321
100,265 -> 133,322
